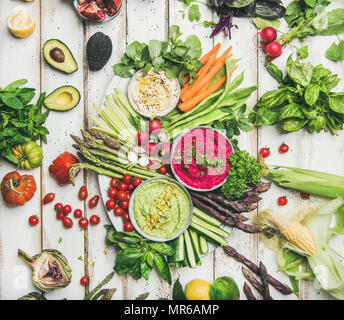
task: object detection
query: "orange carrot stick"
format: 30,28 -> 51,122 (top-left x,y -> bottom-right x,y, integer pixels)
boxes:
200,43 -> 221,64
178,75 -> 227,113
181,47 -> 232,102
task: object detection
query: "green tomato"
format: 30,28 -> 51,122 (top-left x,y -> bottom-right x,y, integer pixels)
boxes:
12,141 -> 43,169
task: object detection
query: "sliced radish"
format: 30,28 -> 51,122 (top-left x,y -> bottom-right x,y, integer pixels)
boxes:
148,160 -> 162,170
133,146 -> 146,154
158,131 -> 168,142
139,157 -> 150,167
127,151 -> 138,163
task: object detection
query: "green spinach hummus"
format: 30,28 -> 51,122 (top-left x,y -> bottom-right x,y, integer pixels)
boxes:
132,178 -> 192,240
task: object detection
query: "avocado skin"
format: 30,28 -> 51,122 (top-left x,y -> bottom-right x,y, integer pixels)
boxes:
44,86 -> 80,112
43,39 -> 78,74
86,32 -> 113,71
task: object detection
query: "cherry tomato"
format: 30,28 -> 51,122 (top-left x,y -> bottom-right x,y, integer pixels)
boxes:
88,195 -> 99,208
114,206 -> 124,216
78,186 -> 88,201
63,204 -> 72,214
124,221 -> 134,232
120,200 -> 129,210
108,188 -> 117,199
301,192 -> 310,200
80,276 -> 89,286
63,216 -> 73,229
125,193 -> 131,201
90,215 -> 100,225
116,191 -> 127,202
159,166 -> 167,175
74,209 -> 83,219
279,143 -> 289,154
79,218 -> 89,229
278,196 -> 288,206
122,212 -> 129,222
123,174 -> 132,185
127,183 -> 135,191
54,203 -> 63,213
110,178 -> 120,188
118,182 -> 128,191
132,177 -> 142,187
43,193 -> 55,205
28,215 -> 39,226
106,199 -> 116,210
259,147 -> 270,158
57,212 -> 65,220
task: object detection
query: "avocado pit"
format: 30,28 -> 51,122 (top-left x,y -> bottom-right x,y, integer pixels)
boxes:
49,47 -> 65,63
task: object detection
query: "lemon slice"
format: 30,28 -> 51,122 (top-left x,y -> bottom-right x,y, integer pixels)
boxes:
7,7 -> 36,38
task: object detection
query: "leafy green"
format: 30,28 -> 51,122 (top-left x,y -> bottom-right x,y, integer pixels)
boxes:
113,25 -> 203,86
188,4 -> 201,22
209,276 -> 240,300
325,40 -> 344,61
221,150 -> 263,200
105,225 -> 174,284
0,79 -> 49,163
172,277 -> 186,300
252,54 -> 344,135
252,17 -> 281,30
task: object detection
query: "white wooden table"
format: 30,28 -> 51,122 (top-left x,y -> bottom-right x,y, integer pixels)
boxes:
0,0 -> 343,300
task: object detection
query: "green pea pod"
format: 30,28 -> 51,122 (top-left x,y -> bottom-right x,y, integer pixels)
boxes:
12,141 -> 43,169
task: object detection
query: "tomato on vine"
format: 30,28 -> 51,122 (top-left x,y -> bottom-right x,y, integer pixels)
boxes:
259,147 -> 270,158
279,143 -> 289,154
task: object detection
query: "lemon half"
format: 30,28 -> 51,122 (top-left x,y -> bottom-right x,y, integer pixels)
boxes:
185,279 -> 211,300
7,7 -> 36,38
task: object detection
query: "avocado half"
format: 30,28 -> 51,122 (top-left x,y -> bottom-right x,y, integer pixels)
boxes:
44,86 -> 80,111
43,39 -> 78,74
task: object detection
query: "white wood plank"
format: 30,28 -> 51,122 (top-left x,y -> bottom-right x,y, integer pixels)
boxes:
40,0 -> 86,300
0,0 -> 41,300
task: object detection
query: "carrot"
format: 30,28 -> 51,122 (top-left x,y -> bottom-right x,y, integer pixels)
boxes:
178,75 -> 227,113
181,47 -> 232,102
180,48 -> 220,100
200,43 -> 221,64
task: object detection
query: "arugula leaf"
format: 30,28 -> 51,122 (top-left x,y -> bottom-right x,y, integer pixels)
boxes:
325,40 -> 344,62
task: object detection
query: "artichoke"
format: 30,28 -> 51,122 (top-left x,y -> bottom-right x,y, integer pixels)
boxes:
18,249 -> 72,292
18,292 -> 47,300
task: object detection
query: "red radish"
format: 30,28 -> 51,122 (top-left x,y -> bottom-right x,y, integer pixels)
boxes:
256,27 -> 277,44
137,131 -> 149,146
146,143 -> 158,156
265,41 -> 282,58
149,119 -> 162,134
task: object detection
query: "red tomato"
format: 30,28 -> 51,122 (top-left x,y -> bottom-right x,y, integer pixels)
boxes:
301,192 -> 310,200
43,193 -> 55,205
54,203 -> 63,213
120,200 -> 129,210
78,186 -> 88,201
80,276 -> 89,286
79,218 -> 89,229
279,143 -> 289,154
57,212 -> 65,220
259,147 -> 270,158
132,177 -> 142,187
278,196 -> 288,206
74,209 -> 83,219
116,191 -> 127,202
90,215 -> 100,225
49,152 -> 79,185
118,182 -> 128,191
63,205 -> 72,214
88,195 -> 99,208
122,212 -> 129,222
28,215 -> 39,226
123,174 -> 132,184
114,207 -> 124,216
159,166 -> 167,175
63,217 -> 73,228
127,183 -> 135,191
124,222 -> 134,232
125,193 -> 131,201
106,199 -> 116,210
108,188 -> 117,199
110,178 -> 120,188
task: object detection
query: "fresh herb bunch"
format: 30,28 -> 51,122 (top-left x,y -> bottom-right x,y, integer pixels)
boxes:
105,225 -> 175,284
0,79 -> 49,163
280,0 -> 344,46
113,25 -> 203,86
221,150 -> 263,200
252,54 -> 344,135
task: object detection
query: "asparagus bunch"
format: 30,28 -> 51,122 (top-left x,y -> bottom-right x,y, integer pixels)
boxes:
69,129 -> 163,185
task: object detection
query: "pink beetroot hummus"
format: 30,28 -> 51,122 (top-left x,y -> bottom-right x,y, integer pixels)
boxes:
171,127 -> 232,190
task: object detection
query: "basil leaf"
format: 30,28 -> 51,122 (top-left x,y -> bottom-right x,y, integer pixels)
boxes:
172,277 -> 186,300
188,4 -> 201,22
305,84 -> 320,106
148,242 -> 175,256
153,253 -> 172,285
329,93 -> 344,114
325,40 -> 344,62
